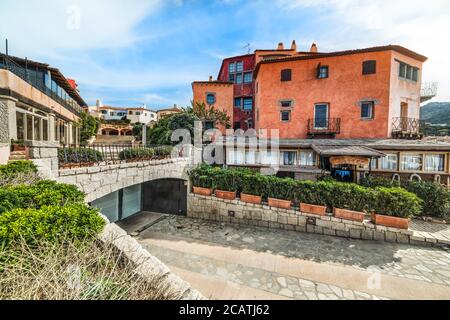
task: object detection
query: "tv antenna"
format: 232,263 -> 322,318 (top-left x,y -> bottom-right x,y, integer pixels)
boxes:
242,43 -> 252,54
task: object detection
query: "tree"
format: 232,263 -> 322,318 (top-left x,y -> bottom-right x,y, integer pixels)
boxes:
147,112 -> 199,145
132,122 -> 143,140
79,112 -> 100,144
187,101 -> 231,128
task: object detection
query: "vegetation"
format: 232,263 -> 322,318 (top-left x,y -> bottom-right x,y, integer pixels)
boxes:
0,161 -> 40,187
79,112 -> 100,144
0,238 -> 182,300
188,164 -> 423,218
58,147 -> 103,163
187,101 -> 231,128
118,146 -> 173,160
147,112 -> 198,145
360,176 -> 450,218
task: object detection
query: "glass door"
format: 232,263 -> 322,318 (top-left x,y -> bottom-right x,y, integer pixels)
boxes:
314,104 -> 329,129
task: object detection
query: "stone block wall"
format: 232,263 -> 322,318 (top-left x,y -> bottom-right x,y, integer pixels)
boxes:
188,193 -> 446,247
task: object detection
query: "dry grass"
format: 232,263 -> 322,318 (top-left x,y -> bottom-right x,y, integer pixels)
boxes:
0,171 -> 41,187
0,238 -> 183,300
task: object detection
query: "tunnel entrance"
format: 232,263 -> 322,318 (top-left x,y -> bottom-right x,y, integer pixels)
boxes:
142,179 -> 187,216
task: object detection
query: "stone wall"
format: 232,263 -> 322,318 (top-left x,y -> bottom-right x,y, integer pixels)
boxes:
188,193 -> 447,247
57,158 -> 190,203
0,100 -> 9,143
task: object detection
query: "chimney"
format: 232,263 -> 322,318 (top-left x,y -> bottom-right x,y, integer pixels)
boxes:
209,75 -> 213,81
291,40 -> 297,51
96,99 -> 103,107
277,42 -> 284,50
310,43 -> 318,53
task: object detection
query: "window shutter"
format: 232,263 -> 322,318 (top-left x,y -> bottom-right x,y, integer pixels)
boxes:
363,60 -> 376,75
316,63 -> 321,78
281,69 -> 292,82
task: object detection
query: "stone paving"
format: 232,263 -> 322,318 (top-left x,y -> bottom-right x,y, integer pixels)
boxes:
135,215 -> 450,300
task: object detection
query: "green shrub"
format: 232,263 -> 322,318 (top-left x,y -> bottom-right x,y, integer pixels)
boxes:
0,189 -> 20,214
6,180 -> 85,210
359,175 -> 400,188
58,148 -> 103,163
213,170 -> 238,192
118,148 -> 155,160
241,174 -> 268,197
265,176 -> 295,201
402,181 -> 450,218
191,174 -> 214,189
327,182 -> 376,212
0,161 -> 37,176
372,187 -> 423,218
153,146 -> 173,157
0,204 -> 105,245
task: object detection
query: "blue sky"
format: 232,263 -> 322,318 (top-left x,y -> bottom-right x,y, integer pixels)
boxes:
1,0 -> 449,110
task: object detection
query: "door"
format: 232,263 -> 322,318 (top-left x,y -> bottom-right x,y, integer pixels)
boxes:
314,104 -> 329,129
142,179 -> 187,215
400,102 -> 408,131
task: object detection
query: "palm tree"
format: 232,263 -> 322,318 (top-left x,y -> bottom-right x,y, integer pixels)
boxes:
187,101 -> 231,128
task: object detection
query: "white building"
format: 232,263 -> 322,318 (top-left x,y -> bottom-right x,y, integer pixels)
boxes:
87,100 -> 157,125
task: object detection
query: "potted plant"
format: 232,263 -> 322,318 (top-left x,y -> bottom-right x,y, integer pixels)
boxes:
214,170 -> 237,200
266,176 -> 293,209
334,208 -> 366,222
10,139 -> 28,152
370,187 -> 423,230
329,183 -> 371,222
191,174 -> 213,196
240,174 -> 266,205
295,180 -> 328,216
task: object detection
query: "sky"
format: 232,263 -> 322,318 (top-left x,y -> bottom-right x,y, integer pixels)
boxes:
1,0 -> 449,110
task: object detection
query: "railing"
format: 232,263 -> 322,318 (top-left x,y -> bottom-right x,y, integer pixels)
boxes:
421,82 -> 438,103
391,117 -> 425,138
307,118 -> 341,136
0,54 -> 83,117
58,144 -> 180,169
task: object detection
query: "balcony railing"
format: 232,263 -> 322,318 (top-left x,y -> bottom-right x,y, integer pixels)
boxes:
0,54 -> 83,117
307,118 -> 341,137
421,82 -> 438,103
391,117 -> 425,139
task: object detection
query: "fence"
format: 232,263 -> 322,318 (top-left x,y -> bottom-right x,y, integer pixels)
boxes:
58,144 -> 179,169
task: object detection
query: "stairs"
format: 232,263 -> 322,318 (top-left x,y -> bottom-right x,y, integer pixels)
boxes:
8,150 -> 28,162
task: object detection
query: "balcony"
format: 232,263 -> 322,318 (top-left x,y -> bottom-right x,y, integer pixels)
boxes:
391,117 -> 425,139
421,82 -> 438,103
307,118 -> 341,137
0,54 -> 83,117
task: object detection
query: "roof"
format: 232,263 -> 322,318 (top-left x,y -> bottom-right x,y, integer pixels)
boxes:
98,106 -> 155,112
312,145 -> 385,158
192,80 -> 233,86
157,106 -> 183,113
1,53 -> 87,107
254,45 -> 428,78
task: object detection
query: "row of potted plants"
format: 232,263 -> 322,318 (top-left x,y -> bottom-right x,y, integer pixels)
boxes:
188,165 -> 423,230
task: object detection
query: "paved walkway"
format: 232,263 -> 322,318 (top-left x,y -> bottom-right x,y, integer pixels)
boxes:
410,220 -> 450,244
129,215 -> 450,300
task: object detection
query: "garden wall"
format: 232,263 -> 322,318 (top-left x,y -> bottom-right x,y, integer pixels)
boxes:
188,193 -> 446,247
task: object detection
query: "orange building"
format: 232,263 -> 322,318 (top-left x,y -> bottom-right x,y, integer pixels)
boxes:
192,78 -> 234,131
254,45 -> 427,140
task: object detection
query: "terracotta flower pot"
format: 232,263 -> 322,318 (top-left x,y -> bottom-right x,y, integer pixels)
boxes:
268,198 -> 292,209
215,190 -> 237,200
240,193 -> 262,205
300,203 -> 327,216
13,144 -> 26,152
193,186 -> 212,196
334,208 -> 365,222
371,213 -> 410,230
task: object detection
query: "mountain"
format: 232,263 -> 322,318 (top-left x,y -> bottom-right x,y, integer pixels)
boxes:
420,102 -> 450,125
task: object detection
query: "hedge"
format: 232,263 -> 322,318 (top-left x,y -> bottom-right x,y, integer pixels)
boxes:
1,180 -> 85,214
58,148 -> 103,163
0,161 -> 37,176
0,204 -> 105,245
188,164 -> 423,218
360,176 -> 450,218
118,146 -> 173,160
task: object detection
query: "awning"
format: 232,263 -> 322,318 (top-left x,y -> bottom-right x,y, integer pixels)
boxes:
312,145 -> 385,158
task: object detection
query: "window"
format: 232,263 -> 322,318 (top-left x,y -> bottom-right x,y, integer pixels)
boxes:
314,104 -> 329,128
234,98 -> 242,108
361,101 -> 374,119
281,69 -> 292,82
370,158 -> 378,169
135,112 -> 141,116
101,110 -> 107,114
204,121 -> 215,130
244,72 -> 252,83
229,62 -> 236,73
260,150 -> 278,165
280,151 -> 297,166
128,111 -> 133,115
236,61 -> 243,72
317,65 -> 329,79
245,150 -> 257,164
280,100 -> 293,108
280,110 -> 291,122
110,112 -> 114,116
236,73 -> 243,84
401,153 -> 423,171
243,98 -> 253,111
42,119 -> 48,141
379,154 -> 398,170
16,112 -> 25,140
362,60 -> 376,75
26,115 -> 33,141
398,61 -> 419,82
206,93 -> 216,105
299,151 -> 316,166
424,154 -> 445,172
229,74 -> 235,82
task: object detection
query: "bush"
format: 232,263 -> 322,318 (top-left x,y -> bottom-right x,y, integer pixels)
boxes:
5,180 -> 85,210
190,174 -> 214,189
241,174 -> 268,197
265,176 -> 295,201
58,148 -> 103,163
359,175 -> 399,188
153,146 -> 173,157
0,161 -> 37,176
372,187 -> 423,218
0,204 -> 105,245
213,170 -> 239,192
402,181 -> 450,218
118,148 -> 155,160
0,189 -> 20,214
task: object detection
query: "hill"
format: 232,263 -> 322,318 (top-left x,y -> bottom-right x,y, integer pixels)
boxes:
420,102 -> 450,125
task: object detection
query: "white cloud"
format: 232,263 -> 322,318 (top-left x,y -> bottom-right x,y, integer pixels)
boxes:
277,0 -> 450,101
0,0 -> 163,57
